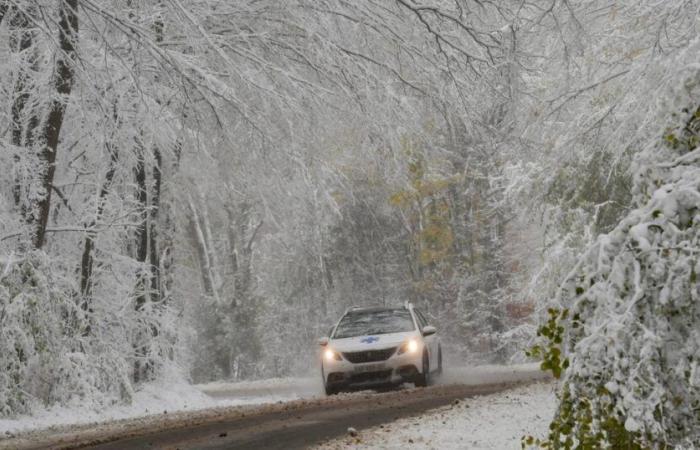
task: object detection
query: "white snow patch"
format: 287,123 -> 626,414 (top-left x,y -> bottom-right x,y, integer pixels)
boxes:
0,377 -> 317,439
196,375 -> 321,400
0,376 -> 216,436
437,362 -> 545,386
0,363 -> 546,439
315,382 -> 556,450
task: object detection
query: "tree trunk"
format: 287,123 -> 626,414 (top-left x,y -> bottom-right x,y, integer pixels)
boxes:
188,200 -> 217,299
132,3 -> 169,382
147,1 -> 165,303
9,5 -> 39,229
148,147 -> 162,302
198,191 -> 220,294
132,140 -> 150,384
34,0 -> 79,249
79,140 -> 119,334
223,202 -> 263,379
157,141 -> 181,305
225,203 -> 262,305
134,142 -> 149,311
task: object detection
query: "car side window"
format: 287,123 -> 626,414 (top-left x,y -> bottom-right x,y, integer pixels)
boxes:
414,309 -> 427,328
415,309 -> 430,328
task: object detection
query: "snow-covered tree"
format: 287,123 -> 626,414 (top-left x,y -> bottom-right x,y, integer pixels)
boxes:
529,40 -> 700,449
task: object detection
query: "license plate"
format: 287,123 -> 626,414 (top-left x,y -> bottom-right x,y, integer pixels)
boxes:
353,363 -> 385,373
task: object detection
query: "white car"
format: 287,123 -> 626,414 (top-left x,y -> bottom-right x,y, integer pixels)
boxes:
318,304 -> 442,395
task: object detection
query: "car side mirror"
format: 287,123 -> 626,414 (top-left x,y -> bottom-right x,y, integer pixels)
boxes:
422,325 -> 437,337
318,337 -> 329,346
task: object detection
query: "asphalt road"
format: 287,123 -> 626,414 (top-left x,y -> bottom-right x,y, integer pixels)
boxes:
2,365 -> 548,450
76,381 -> 535,450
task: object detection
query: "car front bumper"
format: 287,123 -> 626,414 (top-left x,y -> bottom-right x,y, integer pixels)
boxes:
322,349 -> 424,389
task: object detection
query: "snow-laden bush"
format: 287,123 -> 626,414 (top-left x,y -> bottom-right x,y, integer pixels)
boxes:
527,62 -> 700,447
0,252 -> 133,417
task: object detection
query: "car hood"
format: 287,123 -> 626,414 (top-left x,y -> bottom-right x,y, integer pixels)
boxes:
329,331 -> 417,352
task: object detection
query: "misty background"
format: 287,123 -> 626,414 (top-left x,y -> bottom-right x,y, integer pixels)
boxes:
1,3 -> 696,437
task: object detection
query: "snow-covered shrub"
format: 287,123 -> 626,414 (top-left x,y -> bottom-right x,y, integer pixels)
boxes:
0,252 -> 132,417
528,64 -> 700,447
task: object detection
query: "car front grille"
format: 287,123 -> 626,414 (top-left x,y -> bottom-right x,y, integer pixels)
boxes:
343,347 -> 397,363
350,369 -> 393,384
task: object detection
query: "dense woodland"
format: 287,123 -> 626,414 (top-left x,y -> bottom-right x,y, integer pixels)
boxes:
0,1 -> 698,447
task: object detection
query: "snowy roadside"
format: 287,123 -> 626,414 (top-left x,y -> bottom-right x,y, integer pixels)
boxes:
0,373 -> 312,438
0,377 -> 213,438
196,375 -> 321,401
315,381 -> 556,450
0,363 -> 547,445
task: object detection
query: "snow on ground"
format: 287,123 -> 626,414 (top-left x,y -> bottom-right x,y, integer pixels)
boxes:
437,362 -> 546,386
316,381 -> 556,450
0,374 -> 212,436
0,372 -> 303,437
196,375 -> 322,402
0,362 -> 547,439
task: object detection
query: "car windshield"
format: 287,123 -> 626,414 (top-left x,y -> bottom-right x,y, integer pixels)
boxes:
332,308 -> 415,339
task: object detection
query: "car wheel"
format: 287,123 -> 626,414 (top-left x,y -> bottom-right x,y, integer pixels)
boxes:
437,346 -> 443,375
321,366 -> 333,395
324,384 -> 338,396
415,351 -> 430,387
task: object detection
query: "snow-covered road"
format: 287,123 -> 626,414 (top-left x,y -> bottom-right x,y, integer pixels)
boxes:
0,364 -> 550,450
83,382 -> 552,450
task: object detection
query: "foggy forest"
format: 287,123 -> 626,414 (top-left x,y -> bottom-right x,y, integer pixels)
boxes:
0,1 -> 699,448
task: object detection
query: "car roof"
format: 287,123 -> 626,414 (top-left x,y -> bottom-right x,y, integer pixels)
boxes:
345,306 -> 407,314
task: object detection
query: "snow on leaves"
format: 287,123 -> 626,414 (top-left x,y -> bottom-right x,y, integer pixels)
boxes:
531,55 -> 700,449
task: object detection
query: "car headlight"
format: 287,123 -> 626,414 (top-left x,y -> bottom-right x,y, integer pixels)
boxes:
324,348 -> 342,361
398,339 -> 419,355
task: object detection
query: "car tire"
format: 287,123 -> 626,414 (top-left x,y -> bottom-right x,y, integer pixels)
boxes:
436,346 -> 443,376
321,366 -> 335,395
415,351 -> 430,387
